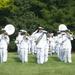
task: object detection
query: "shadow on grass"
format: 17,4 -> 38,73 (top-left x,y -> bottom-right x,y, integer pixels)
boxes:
28,55 -> 37,63
13,57 -> 22,62
12,54 -> 37,63
51,56 -> 60,62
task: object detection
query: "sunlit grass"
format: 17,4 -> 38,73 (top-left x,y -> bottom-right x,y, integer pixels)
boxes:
0,52 -> 75,75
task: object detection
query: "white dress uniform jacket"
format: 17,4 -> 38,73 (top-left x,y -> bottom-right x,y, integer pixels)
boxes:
0,34 -> 10,62
19,35 -> 29,63
34,32 -> 47,64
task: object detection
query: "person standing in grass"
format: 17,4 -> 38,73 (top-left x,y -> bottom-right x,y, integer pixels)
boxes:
58,24 -> 73,63
49,33 -> 56,55
18,30 -> 29,63
0,29 -> 10,63
15,30 -> 23,54
29,30 -> 38,55
15,30 -> 25,60
34,27 -> 47,64
44,32 -> 50,62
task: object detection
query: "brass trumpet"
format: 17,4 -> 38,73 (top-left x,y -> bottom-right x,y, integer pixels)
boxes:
66,31 -> 73,36
66,31 -> 75,40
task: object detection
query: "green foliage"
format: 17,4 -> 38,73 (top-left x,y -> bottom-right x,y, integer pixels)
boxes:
0,0 -> 14,9
0,0 -> 75,51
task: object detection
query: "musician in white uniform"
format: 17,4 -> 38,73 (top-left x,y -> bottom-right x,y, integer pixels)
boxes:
30,30 -> 37,55
58,24 -> 73,63
18,30 -> 29,63
56,33 -> 61,59
0,29 -> 10,63
49,33 -> 56,55
15,30 -> 24,59
34,27 -> 47,64
44,33 -> 49,62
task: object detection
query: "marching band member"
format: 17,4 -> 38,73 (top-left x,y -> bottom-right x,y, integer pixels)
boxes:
28,36 -> 32,54
30,30 -> 38,55
49,33 -> 56,55
15,30 -> 29,63
44,32 -> 49,62
58,24 -> 73,63
15,30 -> 23,53
15,30 -> 24,59
34,27 -> 47,64
0,29 -> 10,63
56,32 -> 62,59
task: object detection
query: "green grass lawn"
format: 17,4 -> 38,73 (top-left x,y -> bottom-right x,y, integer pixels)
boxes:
0,52 -> 75,75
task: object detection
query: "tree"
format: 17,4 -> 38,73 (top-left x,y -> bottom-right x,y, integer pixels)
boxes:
0,0 -> 75,51
0,0 -> 14,9
0,0 -> 15,27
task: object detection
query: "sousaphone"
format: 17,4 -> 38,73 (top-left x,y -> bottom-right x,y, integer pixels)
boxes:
4,24 -> 15,35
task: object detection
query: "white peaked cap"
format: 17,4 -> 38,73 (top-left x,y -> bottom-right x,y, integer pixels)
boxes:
20,29 -> 27,33
38,26 -> 44,29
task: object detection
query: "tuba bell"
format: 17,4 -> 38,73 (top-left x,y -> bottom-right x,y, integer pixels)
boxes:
4,24 -> 15,35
